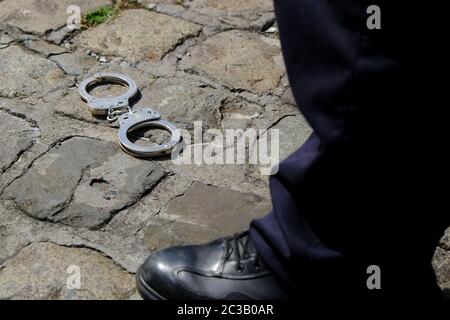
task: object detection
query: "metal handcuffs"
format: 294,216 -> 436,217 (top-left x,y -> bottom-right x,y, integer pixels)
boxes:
79,73 -> 181,158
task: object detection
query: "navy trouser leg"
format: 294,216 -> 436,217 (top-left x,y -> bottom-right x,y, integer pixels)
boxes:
250,0 -> 449,299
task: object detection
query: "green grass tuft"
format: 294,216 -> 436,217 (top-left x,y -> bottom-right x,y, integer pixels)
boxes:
83,5 -> 119,27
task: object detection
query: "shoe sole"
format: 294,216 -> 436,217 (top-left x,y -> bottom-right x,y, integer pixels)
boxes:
136,267 -> 167,300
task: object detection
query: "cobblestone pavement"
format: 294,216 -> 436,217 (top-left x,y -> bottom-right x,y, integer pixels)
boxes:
0,0 -> 448,300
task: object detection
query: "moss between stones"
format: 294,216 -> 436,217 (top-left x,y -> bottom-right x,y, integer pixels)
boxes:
83,5 -> 119,28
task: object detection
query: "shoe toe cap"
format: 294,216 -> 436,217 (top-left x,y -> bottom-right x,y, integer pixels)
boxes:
139,246 -> 190,299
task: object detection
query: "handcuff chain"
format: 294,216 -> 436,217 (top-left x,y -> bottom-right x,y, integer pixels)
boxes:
107,106 -> 132,123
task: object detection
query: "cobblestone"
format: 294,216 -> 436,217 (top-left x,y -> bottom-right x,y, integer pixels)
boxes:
0,0 -> 448,300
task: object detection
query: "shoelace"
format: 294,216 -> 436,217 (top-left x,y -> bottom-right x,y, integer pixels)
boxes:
227,232 -> 262,272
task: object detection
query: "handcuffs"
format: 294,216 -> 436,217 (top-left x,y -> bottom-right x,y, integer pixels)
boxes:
78,73 -> 181,158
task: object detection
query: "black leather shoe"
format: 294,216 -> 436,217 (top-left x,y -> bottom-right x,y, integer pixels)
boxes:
136,231 -> 290,300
